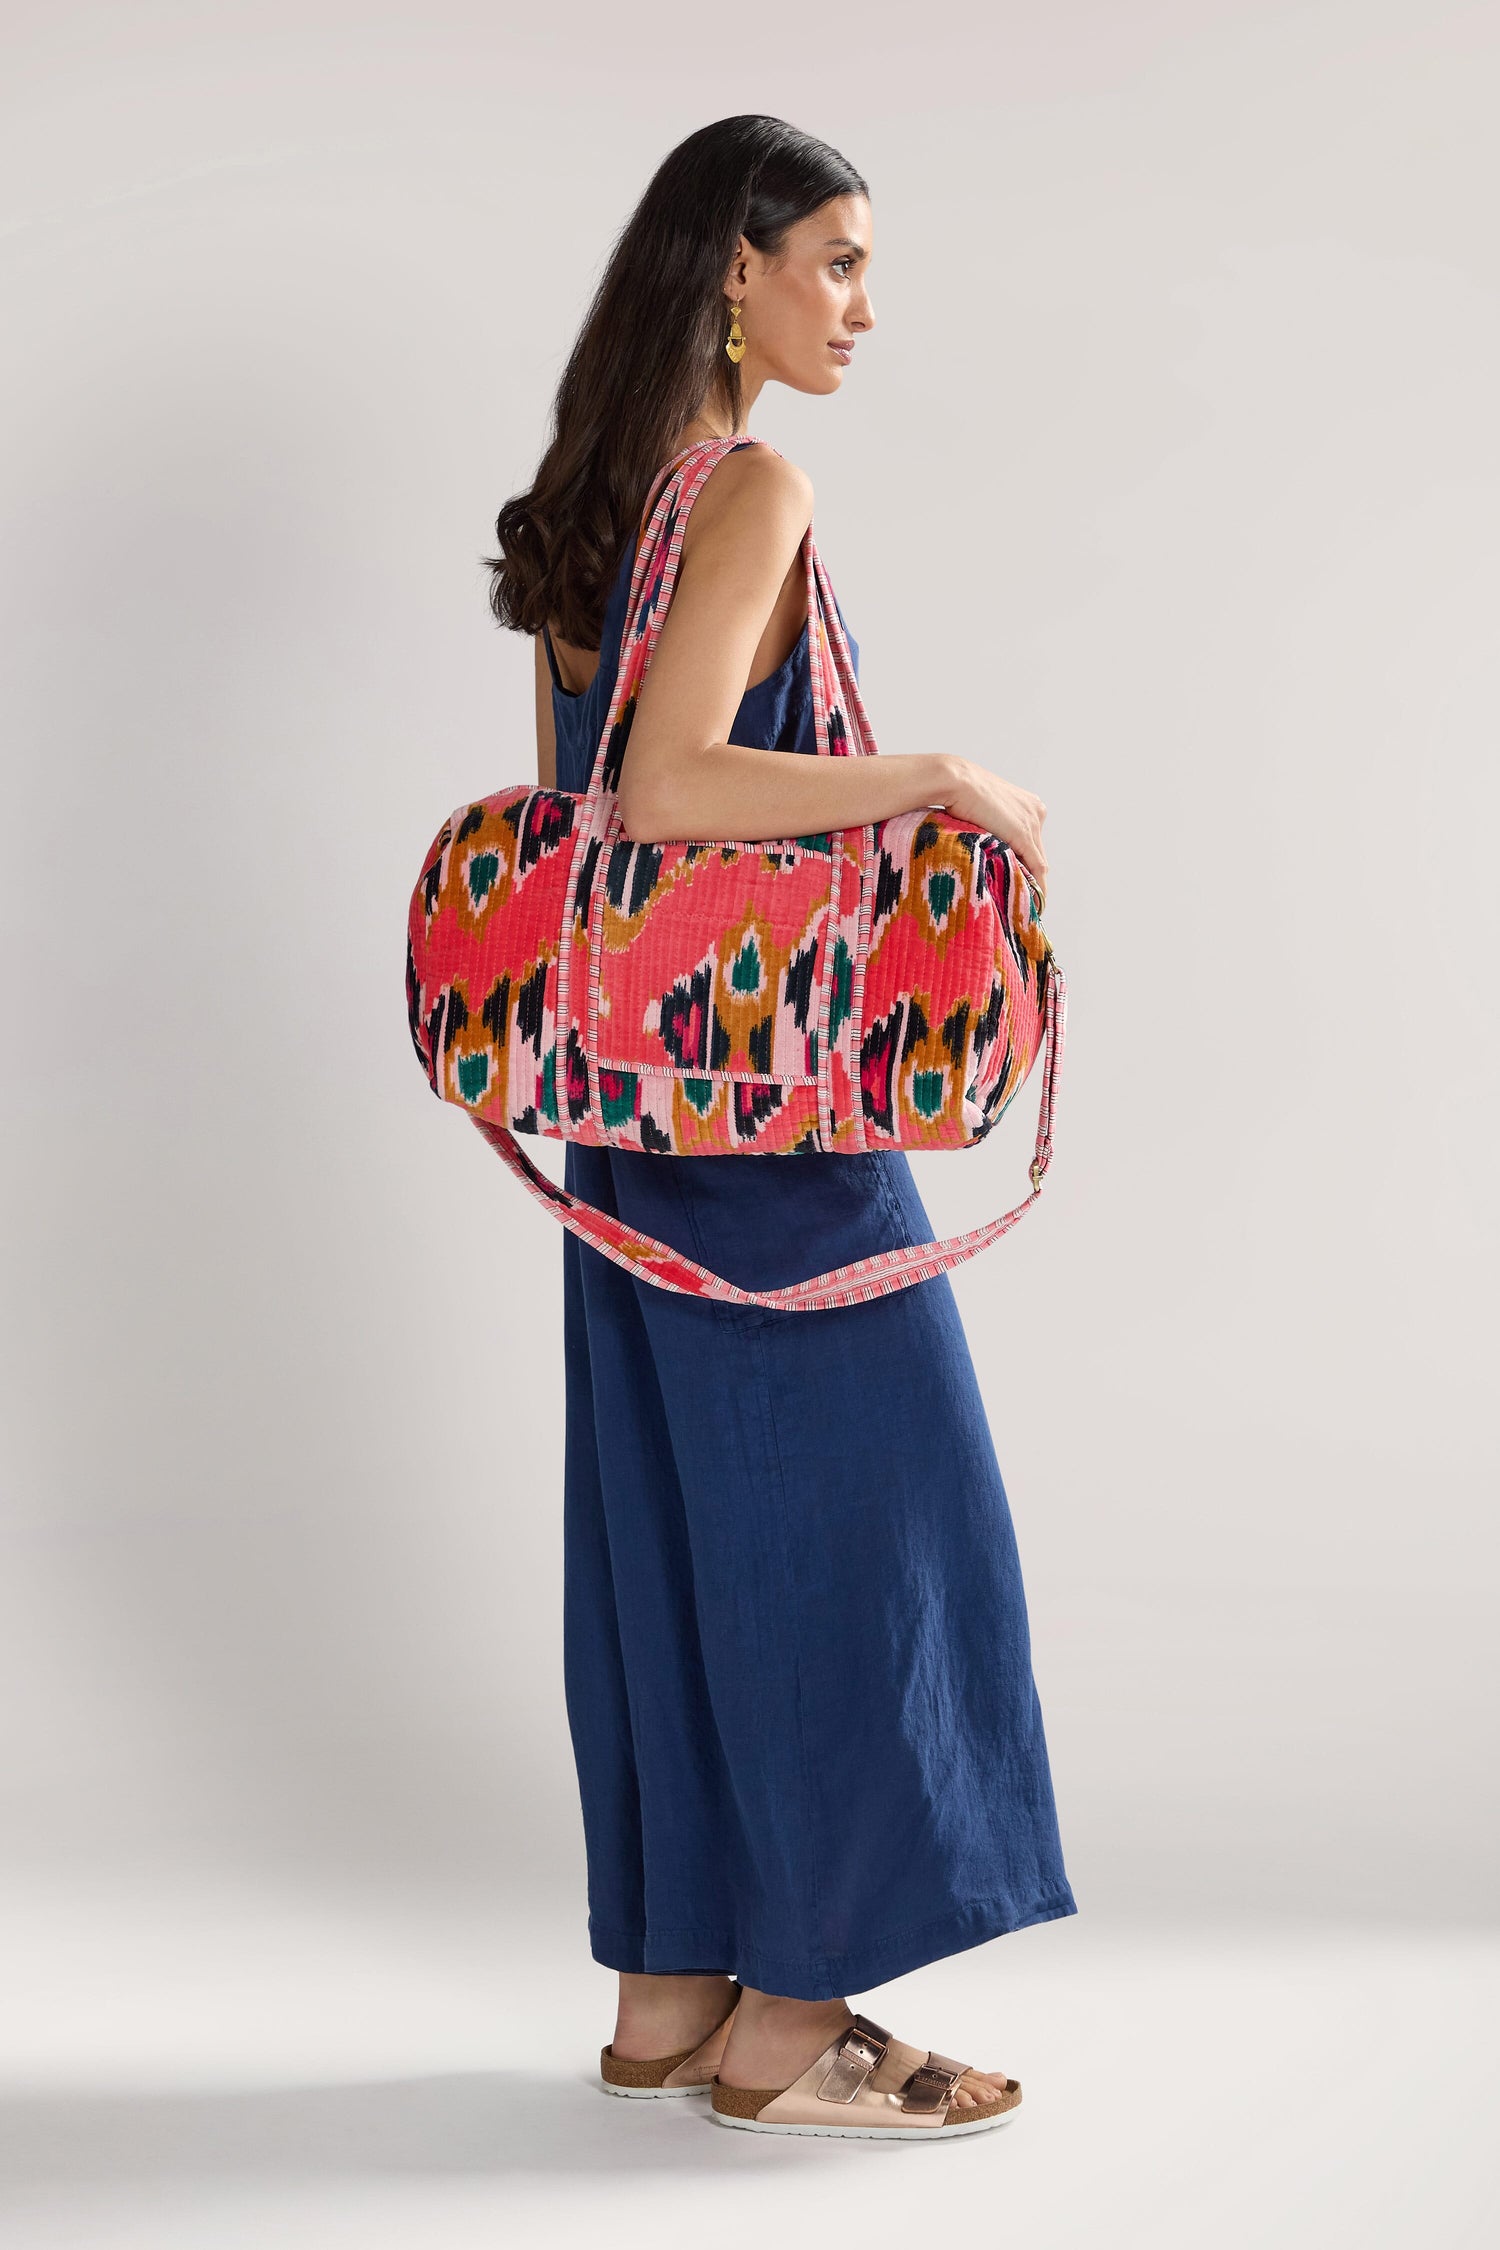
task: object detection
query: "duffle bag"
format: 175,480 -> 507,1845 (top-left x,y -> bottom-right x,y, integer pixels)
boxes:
404,433 -> 1066,1312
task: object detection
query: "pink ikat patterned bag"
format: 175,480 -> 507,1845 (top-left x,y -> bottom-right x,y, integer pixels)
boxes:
405,435 -> 1065,1311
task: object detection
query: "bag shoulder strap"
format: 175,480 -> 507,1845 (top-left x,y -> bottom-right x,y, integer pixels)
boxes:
512,431 -> 1063,1312
468,954 -> 1064,1314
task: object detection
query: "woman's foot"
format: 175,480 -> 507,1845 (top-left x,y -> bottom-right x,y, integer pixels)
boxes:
718,1988 -> 1012,2114
610,1971 -> 739,2062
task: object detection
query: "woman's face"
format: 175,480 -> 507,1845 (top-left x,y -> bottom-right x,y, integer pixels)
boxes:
736,194 -> 875,398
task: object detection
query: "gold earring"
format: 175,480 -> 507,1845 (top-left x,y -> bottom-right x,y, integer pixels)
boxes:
725,300 -> 746,363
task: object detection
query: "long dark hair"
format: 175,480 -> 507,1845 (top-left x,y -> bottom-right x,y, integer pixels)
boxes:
485,115 -> 868,651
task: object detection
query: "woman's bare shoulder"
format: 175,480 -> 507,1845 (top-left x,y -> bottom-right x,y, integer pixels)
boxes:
685,441 -> 814,552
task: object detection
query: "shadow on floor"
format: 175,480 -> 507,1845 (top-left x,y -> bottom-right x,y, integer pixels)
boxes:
0,2072 -> 838,2185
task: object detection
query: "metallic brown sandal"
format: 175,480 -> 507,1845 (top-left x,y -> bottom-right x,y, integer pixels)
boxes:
599,1985 -> 742,2099
710,2011 -> 1022,2140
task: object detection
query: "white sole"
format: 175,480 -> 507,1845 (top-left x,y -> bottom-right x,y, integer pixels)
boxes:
600,2078 -> 712,2099
711,2105 -> 1019,2140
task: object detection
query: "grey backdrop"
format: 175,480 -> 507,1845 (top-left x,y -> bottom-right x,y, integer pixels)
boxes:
1,4 -> 1496,2226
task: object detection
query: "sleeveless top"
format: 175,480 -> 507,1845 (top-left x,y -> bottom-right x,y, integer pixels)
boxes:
541,533 -> 859,791
545,504 -> 941,1306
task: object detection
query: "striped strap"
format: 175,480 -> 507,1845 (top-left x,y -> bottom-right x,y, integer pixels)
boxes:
467,956 -> 1064,1315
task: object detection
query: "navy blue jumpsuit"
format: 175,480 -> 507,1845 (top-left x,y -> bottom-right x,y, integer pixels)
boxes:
543,536 -> 1077,2002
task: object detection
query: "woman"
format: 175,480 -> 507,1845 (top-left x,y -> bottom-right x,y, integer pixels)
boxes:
487,115 -> 1076,2142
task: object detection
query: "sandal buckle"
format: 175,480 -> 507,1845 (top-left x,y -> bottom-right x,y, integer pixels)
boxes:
899,2050 -> 968,2115
817,2013 -> 891,2104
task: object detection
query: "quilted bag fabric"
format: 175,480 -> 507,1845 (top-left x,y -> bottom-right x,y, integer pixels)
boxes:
405,435 -> 1066,1309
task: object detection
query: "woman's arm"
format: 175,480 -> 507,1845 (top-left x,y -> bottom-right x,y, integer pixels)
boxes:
533,630 -> 558,789
614,447 -> 1048,898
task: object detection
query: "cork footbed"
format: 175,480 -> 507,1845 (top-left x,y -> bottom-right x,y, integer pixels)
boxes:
711,2075 -> 1022,2126
600,2039 -> 707,2088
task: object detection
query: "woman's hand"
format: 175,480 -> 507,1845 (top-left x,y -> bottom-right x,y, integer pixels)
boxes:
935,758 -> 1049,908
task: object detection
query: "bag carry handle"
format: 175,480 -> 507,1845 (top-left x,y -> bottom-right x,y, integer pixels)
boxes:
612,432 -> 878,783
465,951 -> 1064,1313
556,434 -> 871,1144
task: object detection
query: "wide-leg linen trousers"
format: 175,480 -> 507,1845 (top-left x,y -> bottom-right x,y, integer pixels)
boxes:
560,1133 -> 1078,2002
